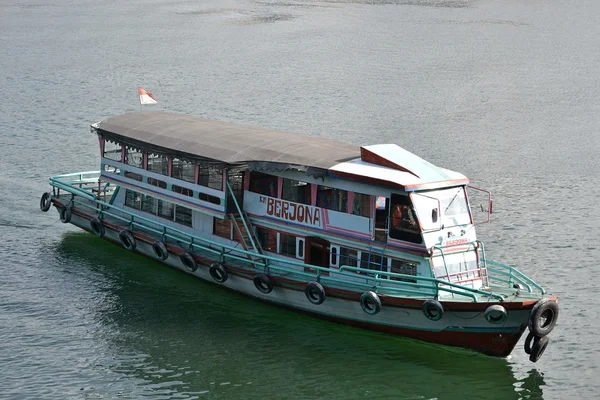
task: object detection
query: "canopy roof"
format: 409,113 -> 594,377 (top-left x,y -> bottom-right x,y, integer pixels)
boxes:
95,111 -> 468,191
96,111 -> 360,171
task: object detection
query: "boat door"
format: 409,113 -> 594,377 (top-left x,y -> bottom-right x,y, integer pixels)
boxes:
374,196 -> 389,242
226,170 -> 245,213
304,236 -> 330,275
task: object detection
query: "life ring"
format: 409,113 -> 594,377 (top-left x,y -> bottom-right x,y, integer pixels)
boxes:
90,218 -> 105,237
529,335 -> 550,363
59,207 -> 72,224
484,305 -> 508,324
528,299 -> 559,337
40,192 -> 52,212
253,273 -> 273,294
360,291 -> 382,315
119,230 -> 137,251
423,299 -> 444,321
180,252 -> 198,272
209,263 -> 228,283
305,281 -> 326,305
152,241 -> 168,260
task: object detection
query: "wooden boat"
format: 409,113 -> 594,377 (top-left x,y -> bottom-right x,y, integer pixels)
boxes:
40,111 -> 559,362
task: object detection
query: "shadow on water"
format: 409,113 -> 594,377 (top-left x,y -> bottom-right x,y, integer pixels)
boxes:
53,232 -> 546,399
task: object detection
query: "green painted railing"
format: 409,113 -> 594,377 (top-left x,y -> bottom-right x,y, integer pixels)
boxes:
49,171 -> 542,302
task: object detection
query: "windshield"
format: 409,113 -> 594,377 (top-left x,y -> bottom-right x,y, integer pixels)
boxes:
411,187 -> 471,230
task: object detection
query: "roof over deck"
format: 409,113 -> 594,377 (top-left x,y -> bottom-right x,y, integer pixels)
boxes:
95,112 -> 468,191
96,111 -> 360,171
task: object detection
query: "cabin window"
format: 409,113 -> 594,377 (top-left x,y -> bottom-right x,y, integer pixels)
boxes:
213,217 -> 232,239
198,192 -> 221,205
124,171 -> 143,181
280,233 -> 297,257
330,246 -> 339,267
389,194 -> 422,244
316,186 -> 347,212
352,193 -> 371,218
103,164 -> 120,174
148,177 -> 167,189
142,194 -> 158,214
171,157 -> 195,183
390,259 -> 418,283
281,178 -> 311,205
175,205 -> 193,227
124,146 -> 144,168
172,184 -> 194,197
157,200 -> 174,220
339,248 -> 358,268
297,238 -> 305,259
249,171 -> 278,197
256,227 -> 277,252
147,152 -> 169,176
361,252 -> 387,274
103,139 -> 122,162
198,166 -> 223,190
124,189 -> 142,209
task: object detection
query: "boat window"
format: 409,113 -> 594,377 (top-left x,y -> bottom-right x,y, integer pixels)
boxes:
280,233 -> 297,258
352,193 -> 371,217
297,238 -> 305,259
124,146 -> 144,168
157,200 -> 174,220
173,184 -> 193,197
124,171 -> 143,181
124,189 -> 142,209
148,177 -> 167,189
198,192 -> 221,205
175,205 -> 193,227
249,171 -> 277,197
330,246 -> 339,267
389,194 -> 422,244
316,186 -> 347,212
339,247 -> 358,268
171,158 -> 195,183
281,178 -> 311,205
414,187 -> 471,228
360,252 -> 388,274
142,194 -> 158,214
213,217 -> 231,239
147,152 -> 169,176
390,259 -> 418,283
256,227 -> 277,252
198,166 -> 223,191
103,139 -> 122,162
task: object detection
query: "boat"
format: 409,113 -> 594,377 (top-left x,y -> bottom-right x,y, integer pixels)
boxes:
40,111 -> 559,362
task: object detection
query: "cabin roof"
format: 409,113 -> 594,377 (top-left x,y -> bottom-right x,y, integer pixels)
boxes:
96,111 -> 360,171
96,112 -> 468,191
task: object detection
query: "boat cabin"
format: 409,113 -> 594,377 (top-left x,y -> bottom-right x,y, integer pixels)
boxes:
92,112 -> 489,291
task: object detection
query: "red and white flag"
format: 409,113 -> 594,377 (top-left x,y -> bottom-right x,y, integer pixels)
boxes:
138,87 -> 157,105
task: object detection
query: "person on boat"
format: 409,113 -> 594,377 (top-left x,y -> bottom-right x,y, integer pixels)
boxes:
392,204 -> 418,231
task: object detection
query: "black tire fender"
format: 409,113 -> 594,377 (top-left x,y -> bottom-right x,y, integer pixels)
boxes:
360,291 -> 382,315
423,299 -> 444,321
40,192 -> 52,212
528,299 -> 559,337
209,263 -> 228,283
485,305 -> 508,324
253,273 -> 273,294
119,230 -> 137,251
180,252 -> 198,272
90,218 -> 105,237
152,240 -> 168,261
59,207 -> 72,224
305,281 -> 326,305
529,335 -> 550,363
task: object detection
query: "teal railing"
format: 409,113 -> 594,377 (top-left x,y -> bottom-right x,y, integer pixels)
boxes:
49,172 -> 540,302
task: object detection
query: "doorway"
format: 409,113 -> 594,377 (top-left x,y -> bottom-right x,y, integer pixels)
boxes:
304,236 -> 330,275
